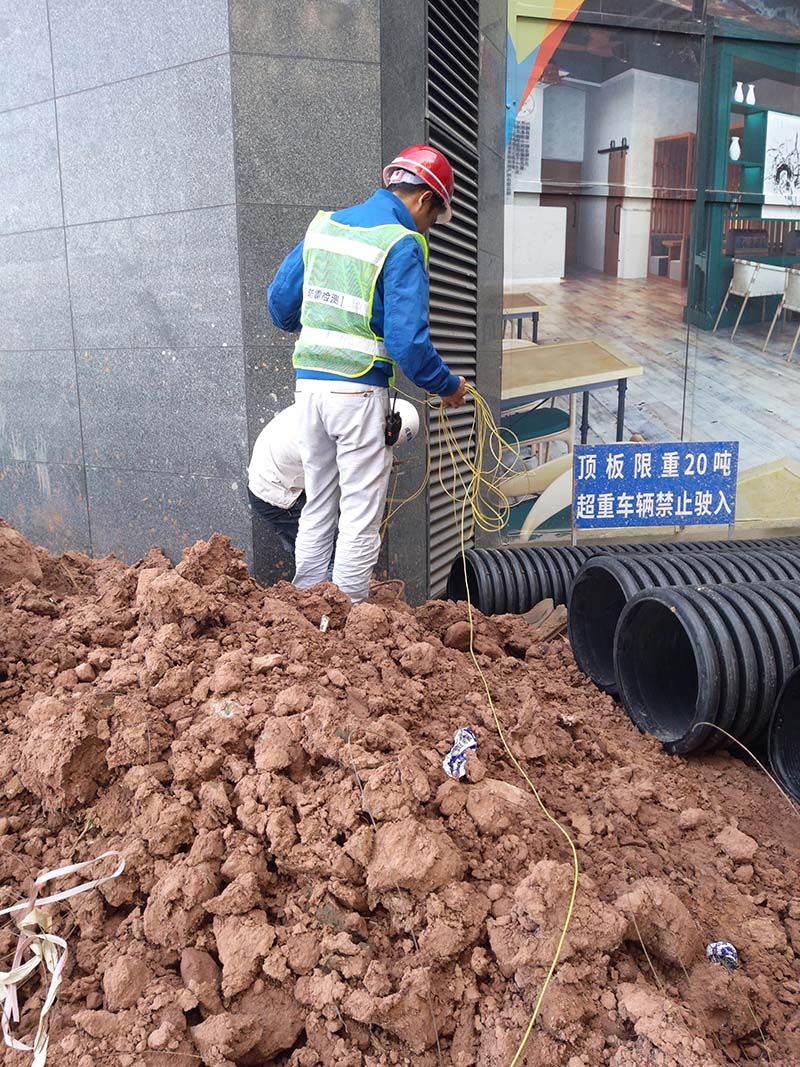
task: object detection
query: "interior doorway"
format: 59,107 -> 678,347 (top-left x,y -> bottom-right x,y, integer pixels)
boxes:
541,158 -> 581,270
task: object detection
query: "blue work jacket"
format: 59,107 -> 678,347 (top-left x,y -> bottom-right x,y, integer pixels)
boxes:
267,189 -> 460,396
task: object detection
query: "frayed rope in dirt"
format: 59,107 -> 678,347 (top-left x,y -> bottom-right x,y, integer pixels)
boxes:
0,851 -> 125,1067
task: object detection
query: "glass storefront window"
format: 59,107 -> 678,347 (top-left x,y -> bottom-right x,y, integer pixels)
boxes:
501,1 -> 800,544
686,38 -> 800,530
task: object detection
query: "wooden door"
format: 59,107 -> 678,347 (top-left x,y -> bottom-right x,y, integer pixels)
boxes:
604,150 -> 626,276
541,159 -> 581,269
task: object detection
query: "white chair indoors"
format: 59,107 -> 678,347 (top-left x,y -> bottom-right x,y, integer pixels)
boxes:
763,267 -> 800,363
713,259 -> 787,340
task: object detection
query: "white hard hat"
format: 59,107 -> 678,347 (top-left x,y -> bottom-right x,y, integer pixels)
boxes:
393,398 -> 420,447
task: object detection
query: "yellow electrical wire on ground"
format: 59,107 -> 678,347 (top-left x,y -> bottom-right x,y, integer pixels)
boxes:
389,384 -> 581,1064
437,384 -> 580,1065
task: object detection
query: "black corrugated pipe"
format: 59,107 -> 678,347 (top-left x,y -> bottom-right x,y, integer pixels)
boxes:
446,536 -> 800,615
567,550 -> 800,694
768,666 -> 800,803
614,581 -> 800,755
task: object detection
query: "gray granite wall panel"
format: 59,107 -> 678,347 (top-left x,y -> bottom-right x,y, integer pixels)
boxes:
1,0 -> 409,581
251,518 -> 295,587
377,0 -> 426,602
0,1 -> 257,569
478,147 -> 504,258
57,58 -> 236,226
232,14 -> 384,585
0,102 -> 62,234
473,0 -> 506,549
0,462 -> 90,555
232,54 -> 381,207
244,347 -> 296,586
47,0 -> 230,95
237,203 -> 315,346
480,0 -> 506,54
478,37 -> 506,176
0,0 -> 53,111
0,229 -> 73,349
476,249 -> 503,406
230,0 -> 380,62
379,0 -> 425,155
77,347 -> 248,479
66,206 -> 242,349
244,344 -> 297,450
0,351 -> 82,466
85,467 -> 252,566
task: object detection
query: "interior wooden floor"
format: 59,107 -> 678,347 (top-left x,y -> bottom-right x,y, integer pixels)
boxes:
511,270 -> 800,470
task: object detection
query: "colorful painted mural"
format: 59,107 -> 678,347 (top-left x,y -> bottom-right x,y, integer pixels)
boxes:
505,1 -> 586,146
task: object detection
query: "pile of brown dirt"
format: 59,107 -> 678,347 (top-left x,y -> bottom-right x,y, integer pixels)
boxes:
0,525 -> 798,1067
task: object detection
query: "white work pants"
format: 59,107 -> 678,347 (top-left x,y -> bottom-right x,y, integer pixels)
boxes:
293,381 -> 393,604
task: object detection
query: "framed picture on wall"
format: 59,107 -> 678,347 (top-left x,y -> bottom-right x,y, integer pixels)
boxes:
764,111 -> 800,213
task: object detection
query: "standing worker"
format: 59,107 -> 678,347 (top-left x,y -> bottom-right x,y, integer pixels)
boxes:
267,144 -> 467,603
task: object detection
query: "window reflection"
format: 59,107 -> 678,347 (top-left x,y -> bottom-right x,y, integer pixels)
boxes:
501,3 -> 800,540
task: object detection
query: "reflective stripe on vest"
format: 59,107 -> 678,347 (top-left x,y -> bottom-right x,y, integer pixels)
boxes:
297,326 -> 389,361
303,232 -> 386,266
293,210 -> 427,380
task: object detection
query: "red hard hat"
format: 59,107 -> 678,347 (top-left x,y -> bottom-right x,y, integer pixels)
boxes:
382,144 -> 454,223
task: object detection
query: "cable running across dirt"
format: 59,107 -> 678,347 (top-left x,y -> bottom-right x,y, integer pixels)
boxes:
435,384 -> 581,1065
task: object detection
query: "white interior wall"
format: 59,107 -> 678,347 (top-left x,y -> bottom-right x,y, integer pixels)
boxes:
508,85 -> 545,197
504,198 -> 567,284
623,71 -> 697,277
580,72 -> 635,193
541,84 -> 586,163
505,85 -> 566,284
748,79 -> 800,116
629,70 -> 698,196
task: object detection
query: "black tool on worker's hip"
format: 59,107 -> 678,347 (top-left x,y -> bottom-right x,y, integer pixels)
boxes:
385,390 -> 401,446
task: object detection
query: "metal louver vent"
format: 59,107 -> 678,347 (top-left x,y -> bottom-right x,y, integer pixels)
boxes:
426,0 -> 480,596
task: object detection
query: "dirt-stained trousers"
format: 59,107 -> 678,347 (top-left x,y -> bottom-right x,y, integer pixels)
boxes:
293,379 -> 393,603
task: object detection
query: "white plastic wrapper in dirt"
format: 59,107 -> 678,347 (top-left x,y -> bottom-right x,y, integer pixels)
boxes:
706,940 -> 739,972
442,727 -> 478,779
0,851 -> 125,1067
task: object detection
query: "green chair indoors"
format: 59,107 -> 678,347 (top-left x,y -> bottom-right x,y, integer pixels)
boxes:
500,395 -> 576,465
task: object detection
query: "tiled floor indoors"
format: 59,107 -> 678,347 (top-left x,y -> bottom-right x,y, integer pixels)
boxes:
509,270 -> 800,471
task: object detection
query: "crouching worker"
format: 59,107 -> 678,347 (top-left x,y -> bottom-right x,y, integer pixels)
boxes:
247,399 -> 420,564
247,404 -> 306,561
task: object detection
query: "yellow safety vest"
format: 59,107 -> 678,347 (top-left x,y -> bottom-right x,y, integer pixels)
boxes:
293,211 -> 428,379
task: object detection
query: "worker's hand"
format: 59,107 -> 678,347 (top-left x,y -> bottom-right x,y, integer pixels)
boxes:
441,376 -> 467,409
